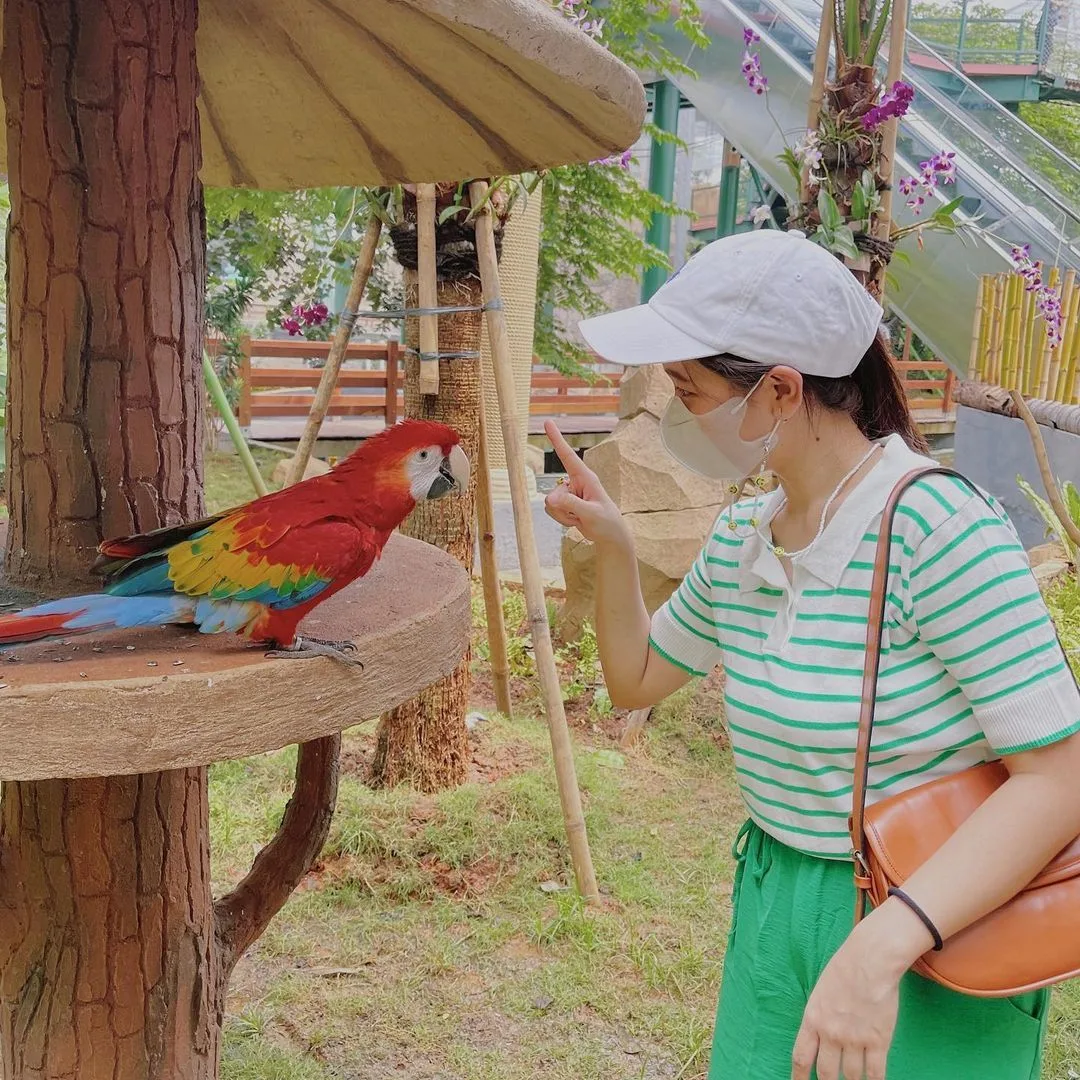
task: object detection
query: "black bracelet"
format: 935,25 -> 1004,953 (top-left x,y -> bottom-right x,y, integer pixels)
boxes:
887,886 -> 944,952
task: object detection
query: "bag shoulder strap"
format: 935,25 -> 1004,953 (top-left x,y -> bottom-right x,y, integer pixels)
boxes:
851,466 -> 982,882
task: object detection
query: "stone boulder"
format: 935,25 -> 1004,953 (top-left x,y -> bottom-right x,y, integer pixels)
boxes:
272,454 -> 332,488
559,505 -> 723,640
583,412 -> 722,515
618,363 -> 676,422
524,442 -> 546,476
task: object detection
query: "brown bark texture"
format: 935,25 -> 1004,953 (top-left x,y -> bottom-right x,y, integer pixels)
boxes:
0,4 -> 341,1078
2,0 -> 206,593
0,770 -> 220,1080
371,275 -> 482,792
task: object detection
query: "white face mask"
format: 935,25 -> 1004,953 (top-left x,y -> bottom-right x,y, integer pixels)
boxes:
659,374 -> 781,482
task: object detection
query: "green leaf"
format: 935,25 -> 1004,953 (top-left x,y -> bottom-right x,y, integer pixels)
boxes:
830,226 -> 861,260
778,148 -> 804,193
891,248 -> 912,265
438,204 -> 466,225
863,0 -> 892,64
843,0 -> 861,64
931,195 -> 964,221
817,188 -> 845,231
1064,481 -> 1080,528
1017,476 -> 1079,561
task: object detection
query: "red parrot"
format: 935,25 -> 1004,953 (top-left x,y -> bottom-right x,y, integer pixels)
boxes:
0,419 -> 468,666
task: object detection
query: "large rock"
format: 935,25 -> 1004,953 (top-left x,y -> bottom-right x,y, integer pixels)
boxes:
272,454 -> 332,488
584,412 -> 722,515
618,363 -> 676,421
559,504 -> 723,640
524,442 -> 546,476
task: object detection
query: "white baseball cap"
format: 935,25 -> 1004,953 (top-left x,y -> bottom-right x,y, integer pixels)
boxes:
579,230 -> 883,377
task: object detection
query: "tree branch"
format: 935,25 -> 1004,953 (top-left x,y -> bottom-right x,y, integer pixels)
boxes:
1010,389 -> 1080,551
213,734 -> 341,977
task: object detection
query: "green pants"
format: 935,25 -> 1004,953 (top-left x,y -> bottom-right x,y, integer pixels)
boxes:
709,821 -> 1048,1079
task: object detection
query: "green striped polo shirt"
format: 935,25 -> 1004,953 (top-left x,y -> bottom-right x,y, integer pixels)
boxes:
650,434 -> 1080,858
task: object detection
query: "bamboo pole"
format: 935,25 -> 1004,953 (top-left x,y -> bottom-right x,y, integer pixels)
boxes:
806,0 -> 834,140
987,275 -> 1006,385
1010,390 -> 1080,550
1060,280 -> 1080,403
1040,266 -> 1062,402
1020,282 -> 1037,395
474,391 -> 513,718
1001,271 -> 1022,390
1048,270 -> 1075,400
468,180 -> 600,904
1049,269 -> 1074,402
203,350 -> 269,498
286,216 -> 383,487
416,184 -> 440,397
975,276 -> 993,382
968,276 -> 985,380
872,0 -> 910,254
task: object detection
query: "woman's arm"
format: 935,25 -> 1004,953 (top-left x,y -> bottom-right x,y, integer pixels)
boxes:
877,732 -> 1080,957
543,422 -> 691,709
793,735 -> 1080,1080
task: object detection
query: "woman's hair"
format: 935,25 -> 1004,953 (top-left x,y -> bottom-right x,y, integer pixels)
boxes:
697,331 -> 930,454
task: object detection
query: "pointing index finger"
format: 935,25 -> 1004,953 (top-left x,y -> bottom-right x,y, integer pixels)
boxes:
544,421 -> 587,477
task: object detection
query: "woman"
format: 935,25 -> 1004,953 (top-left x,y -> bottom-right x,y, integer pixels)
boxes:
545,229 -> 1080,1080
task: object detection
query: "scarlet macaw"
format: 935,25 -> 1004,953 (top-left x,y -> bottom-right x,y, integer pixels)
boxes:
0,419 -> 468,666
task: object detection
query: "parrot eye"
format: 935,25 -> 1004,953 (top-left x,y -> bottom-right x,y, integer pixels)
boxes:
418,450 -> 430,461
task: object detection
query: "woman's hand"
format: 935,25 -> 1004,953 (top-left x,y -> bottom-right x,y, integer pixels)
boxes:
543,421 -> 630,548
792,901 -> 932,1080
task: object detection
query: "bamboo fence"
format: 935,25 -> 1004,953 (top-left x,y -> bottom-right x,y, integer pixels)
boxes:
968,270 -> 1080,404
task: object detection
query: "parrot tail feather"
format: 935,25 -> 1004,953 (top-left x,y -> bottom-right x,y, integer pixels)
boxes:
0,594 -> 196,646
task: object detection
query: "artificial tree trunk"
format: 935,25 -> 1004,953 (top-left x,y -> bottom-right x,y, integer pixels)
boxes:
0,3 -> 340,1076
3,0 -> 205,592
371,188 -> 495,791
371,274 -> 482,791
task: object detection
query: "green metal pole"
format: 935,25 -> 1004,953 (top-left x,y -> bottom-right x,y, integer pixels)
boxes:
956,0 -> 968,63
641,80 -> 680,302
202,350 -> 270,497
716,141 -> 742,239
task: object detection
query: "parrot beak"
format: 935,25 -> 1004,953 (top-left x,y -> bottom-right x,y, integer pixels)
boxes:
427,444 -> 470,500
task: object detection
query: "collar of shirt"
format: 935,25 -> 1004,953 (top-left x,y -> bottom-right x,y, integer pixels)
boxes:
736,433 -> 934,594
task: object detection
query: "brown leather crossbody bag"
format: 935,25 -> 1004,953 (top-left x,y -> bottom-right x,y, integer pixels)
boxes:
850,465 -> 1080,997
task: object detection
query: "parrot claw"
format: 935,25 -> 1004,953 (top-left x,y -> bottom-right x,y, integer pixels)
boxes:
264,636 -> 364,670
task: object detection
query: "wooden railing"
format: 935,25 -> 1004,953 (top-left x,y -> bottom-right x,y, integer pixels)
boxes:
897,329 -> 956,413
224,337 -> 618,427
233,339 -> 402,427
222,335 -> 950,430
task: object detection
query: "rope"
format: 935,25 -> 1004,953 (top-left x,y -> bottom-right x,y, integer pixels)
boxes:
403,347 -> 482,361
346,299 -> 503,321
